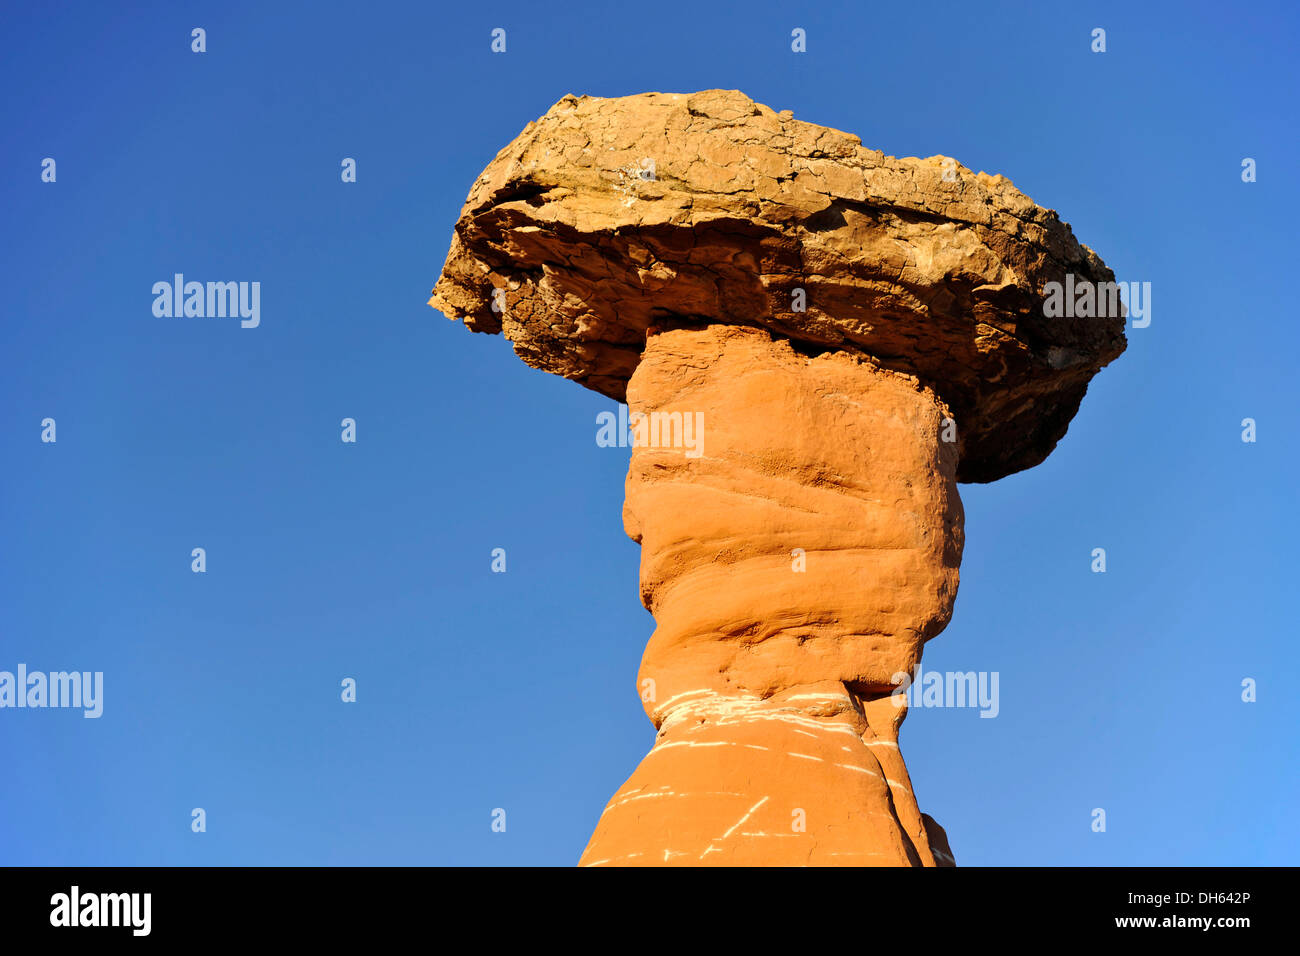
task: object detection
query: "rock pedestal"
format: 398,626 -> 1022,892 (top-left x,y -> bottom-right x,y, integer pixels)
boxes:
579,323 -> 961,865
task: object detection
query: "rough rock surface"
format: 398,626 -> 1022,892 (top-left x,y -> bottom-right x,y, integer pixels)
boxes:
429,89 -> 1126,482
428,90 -> 1126,866
581,324 -> 960,865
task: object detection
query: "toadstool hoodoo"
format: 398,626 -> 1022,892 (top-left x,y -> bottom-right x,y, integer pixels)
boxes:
429,90 -> 1126,866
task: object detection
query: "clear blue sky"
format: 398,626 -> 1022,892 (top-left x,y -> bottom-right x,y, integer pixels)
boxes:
1,0 -> 1295,866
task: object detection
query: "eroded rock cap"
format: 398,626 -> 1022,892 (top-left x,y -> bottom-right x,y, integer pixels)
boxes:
429,90 -> 1126,481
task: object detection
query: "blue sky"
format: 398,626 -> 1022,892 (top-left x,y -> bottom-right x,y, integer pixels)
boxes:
1,0 -> 1296,865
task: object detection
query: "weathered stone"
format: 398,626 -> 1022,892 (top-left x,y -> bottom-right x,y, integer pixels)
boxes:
429,89 -> 1126,482
581,324 -> 960,865
428,90 -> 1126,866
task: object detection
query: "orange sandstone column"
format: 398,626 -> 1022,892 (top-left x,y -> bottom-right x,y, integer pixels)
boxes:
579,324 -> 963,866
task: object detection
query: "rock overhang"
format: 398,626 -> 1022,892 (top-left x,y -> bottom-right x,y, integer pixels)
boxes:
429,89 -> 1127,482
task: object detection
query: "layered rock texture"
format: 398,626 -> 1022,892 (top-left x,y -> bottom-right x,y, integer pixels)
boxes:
429,90 -> 1125,865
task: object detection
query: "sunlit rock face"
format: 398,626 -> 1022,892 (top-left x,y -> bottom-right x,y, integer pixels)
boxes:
429,89 -> 1125,866
582,323 -> 961,866
429,89 -> 1125,483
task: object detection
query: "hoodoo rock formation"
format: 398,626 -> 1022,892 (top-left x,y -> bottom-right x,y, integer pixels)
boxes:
429,90 -> 1126,866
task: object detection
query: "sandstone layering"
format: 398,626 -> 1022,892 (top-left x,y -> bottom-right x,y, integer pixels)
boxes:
429,90 -> 1126,865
